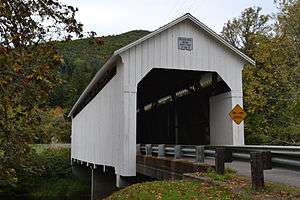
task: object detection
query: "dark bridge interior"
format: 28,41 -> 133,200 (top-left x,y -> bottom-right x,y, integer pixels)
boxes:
136,68 -> 230,145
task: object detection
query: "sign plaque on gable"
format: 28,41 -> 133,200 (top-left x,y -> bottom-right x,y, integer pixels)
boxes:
229,104 -> 247,125
178,37 -> 193,51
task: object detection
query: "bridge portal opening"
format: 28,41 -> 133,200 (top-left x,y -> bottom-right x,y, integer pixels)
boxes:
137,68 -> 230,145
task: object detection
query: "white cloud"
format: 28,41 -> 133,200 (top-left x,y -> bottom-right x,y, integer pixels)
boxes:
61,0 -> 277,36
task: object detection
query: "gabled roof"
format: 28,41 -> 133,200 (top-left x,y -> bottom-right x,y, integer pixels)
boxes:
68,13 -> 255,117
114,13 -> 255,65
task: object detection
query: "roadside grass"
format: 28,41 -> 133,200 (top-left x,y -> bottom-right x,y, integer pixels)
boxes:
197,169 -> 300,200
105,180 -> 238,200
242,181 -> 300,200
204,168 -> 236,182
106,169 -> 300,200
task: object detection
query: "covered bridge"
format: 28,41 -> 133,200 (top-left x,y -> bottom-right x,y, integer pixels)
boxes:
69,14 -> 255,180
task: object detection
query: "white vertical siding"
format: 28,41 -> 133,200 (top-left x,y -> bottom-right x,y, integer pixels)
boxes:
121,20 -> 244,93
71,62 -> 124,173
209,91 -> 244,145
209,92 -> 233,145
230,91 -> 245,145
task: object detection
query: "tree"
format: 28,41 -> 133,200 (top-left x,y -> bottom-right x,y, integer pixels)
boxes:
276,0 -> 300,58
221,7 -> 271,55
274,0 -> 300,144
0,0 -> 83,190
34,106 -> 71,143
222,5 -> 299,144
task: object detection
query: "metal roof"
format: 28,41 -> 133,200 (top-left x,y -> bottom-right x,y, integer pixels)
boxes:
68,13 -> 255,117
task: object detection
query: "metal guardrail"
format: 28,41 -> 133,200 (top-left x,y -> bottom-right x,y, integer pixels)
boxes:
139,144 -> 300,170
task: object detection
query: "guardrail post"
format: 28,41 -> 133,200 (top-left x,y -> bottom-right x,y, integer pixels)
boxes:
224,150 -> 233,163
262,151 -> 272,170
174,145 -> 182,159
145,144 -> 152,156
158,144 -> 165,157
250,152 -> 264,190
215,148 -> 225,174
136,144 -> 141,156
195,146 -> 205,163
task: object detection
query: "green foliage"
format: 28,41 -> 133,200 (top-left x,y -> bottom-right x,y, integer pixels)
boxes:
0,146 -> 89,200
30,177 -> 89,200
205,168 -> 236,182
0,0 -> 83,191
48,30 -> 150,111
33,107 -> 71,143
29,147 -> 89,200
0,2 -> 149,191
36,147 -> 71,178
221,3 -> 300,145
221,7 -> 271,53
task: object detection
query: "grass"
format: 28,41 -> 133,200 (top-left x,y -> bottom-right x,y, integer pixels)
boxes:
196,169 -> 300,200
105,169 -> 300,200
105,180 -> 238,200
242,181 -> 300,200
204,168 -> 236,182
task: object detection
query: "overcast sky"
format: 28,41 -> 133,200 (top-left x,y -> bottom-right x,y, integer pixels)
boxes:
61,0 -> 277,36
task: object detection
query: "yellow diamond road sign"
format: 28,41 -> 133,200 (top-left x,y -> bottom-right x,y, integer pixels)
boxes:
229,104 -> 247,125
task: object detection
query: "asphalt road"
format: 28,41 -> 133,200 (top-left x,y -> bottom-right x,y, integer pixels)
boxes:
205,158 -> 300,187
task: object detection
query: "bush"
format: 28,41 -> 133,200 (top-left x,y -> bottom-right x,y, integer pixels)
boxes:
30,177 -> 89,200
0,146 -> 89,200
29,147 -> 89,200
37,147 -> 71,178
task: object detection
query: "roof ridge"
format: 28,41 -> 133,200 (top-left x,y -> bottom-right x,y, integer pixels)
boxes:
114,13 -> 254,65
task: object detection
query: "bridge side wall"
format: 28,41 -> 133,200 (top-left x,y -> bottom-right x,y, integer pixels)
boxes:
71,61 -> 124,174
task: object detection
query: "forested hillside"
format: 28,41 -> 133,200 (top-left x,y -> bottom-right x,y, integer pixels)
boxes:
28,30 -> 150,144
49,30 -> 150,111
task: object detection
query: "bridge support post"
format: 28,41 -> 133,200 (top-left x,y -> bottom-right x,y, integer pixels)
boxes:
250,152 -> 264,190
158,144 -> 165,157
195,146 -> 205,163
215,148 -> 225,174
174,145 -> 182,159
91,167 -> 94,200
146,144 -> 152,156
136,144 -> 141,156
116,174 -> 128,188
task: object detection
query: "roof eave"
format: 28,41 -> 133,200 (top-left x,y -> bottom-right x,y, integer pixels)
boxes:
187,15 -> 255,65
68,54 -> 120,117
